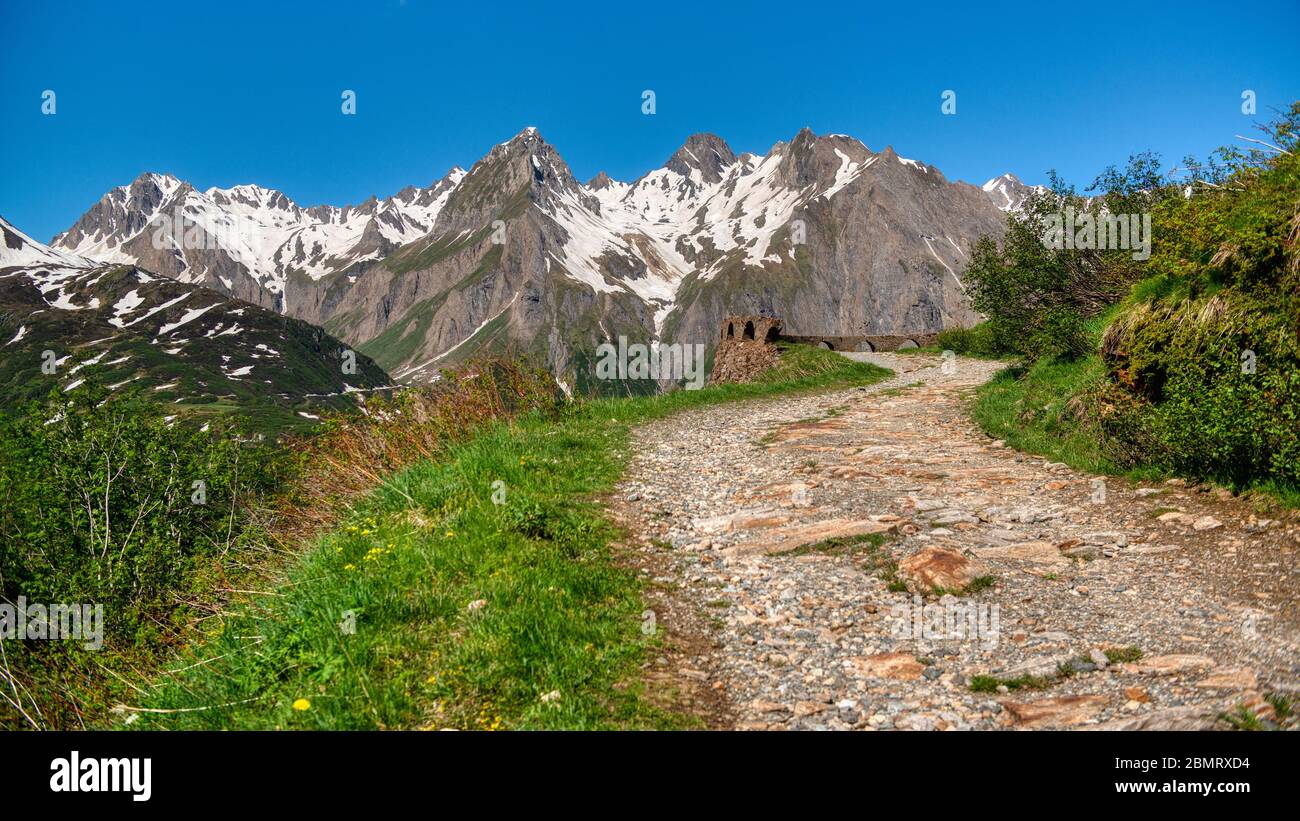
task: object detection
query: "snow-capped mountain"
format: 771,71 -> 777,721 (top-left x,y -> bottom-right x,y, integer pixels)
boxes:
2,216 -> 92,269
2,215 -> 389,429
52,168 -> 466,313
981,173 -> 1045,212
54,128 -> 1022,391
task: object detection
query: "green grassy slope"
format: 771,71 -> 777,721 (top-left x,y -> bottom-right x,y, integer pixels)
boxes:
0,264 -> 391,435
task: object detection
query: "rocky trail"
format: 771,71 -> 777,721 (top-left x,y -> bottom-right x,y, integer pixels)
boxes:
614,353 -> 1300,730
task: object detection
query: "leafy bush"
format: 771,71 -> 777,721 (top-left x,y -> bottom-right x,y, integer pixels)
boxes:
935,322 -> 1005,357
0,384 -> 281,644
1099,295 -> 1299,489
0,384 -> 282,728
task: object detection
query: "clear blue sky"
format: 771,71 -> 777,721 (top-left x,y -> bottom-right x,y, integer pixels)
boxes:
2,0 -> 1297,242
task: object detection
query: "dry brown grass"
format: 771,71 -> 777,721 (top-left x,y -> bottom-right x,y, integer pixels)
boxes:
264,358 -> 562,549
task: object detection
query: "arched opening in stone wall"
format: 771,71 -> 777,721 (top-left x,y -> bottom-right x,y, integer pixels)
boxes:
856,339 -> 875,352
818,340 -> 834,350
764,325 -> 780,343
743,321 -> 755,340
898,339 -> 919,350
726,322 -> 734,338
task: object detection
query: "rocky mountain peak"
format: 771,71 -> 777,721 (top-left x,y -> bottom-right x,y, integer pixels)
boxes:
665,133 -> 736,184
791,126 -> 817,146
489,126 -> 546,158
771,128 -> 872,190
207,183 -> 299,216
2,215 -> 91,269
52,160 -> 471,311
982,173 -> 1039,212
392,184 -> 421,203
126,172 -> 186,207
125,171 -> 181,194
587,171 -> 616,190
435,126 -> 595,237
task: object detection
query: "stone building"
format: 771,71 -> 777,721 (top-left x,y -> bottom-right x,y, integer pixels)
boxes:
709,314 -> 782,384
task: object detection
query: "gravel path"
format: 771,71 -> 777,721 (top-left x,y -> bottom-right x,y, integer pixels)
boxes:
614,353 -> 1300,730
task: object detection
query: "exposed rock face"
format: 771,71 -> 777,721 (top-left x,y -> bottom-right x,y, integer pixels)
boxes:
664,132 -> 737,184
291,129 -> 660,392
897,546 -> 990,594
853,652 -> 925,681
709,314 -> 782,384
1126,655 -> 1217,675
55,127 -> 1021,389
586,171 -> 615,191
1087,706 -> 1226,731
1000,695 -> 1109,728
631,131 -> 1008,352
52,173 -> 279,310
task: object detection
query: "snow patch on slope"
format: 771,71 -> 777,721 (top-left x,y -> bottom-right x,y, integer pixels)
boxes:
55,169 -> 468,300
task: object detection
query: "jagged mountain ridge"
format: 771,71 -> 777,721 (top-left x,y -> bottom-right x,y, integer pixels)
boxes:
53,128 -> 1024,389
2,216 -> 390,431
53,168 -> 467,313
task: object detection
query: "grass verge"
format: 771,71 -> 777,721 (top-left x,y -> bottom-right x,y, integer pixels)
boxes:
969,354 -> 1131,478
969,353 -> 1300,508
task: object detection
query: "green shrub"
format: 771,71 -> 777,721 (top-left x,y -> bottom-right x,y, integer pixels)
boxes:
935,322 -> 1005,357
970,103 -> 1300,499
0,383 -> 281,643
1100,291 -> 1300,488
0,383 -> 283,728
0,358 -> 580,728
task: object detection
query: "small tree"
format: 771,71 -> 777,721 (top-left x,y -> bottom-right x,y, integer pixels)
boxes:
963,157 -> 1169,361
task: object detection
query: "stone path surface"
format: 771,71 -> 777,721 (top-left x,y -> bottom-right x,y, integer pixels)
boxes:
614,353 -> 1300,730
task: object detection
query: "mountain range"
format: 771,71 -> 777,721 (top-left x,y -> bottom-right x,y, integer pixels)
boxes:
7,127 -> 1037,407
